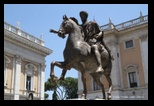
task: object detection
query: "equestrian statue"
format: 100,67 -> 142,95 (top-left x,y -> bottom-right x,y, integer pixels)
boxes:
49,11 -> 114,100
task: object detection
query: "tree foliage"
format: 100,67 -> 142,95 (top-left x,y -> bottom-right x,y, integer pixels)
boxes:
44,76 -> 57,91
45,76 -> 78,100
44,93 -> 49,100
59,77 -> 78,99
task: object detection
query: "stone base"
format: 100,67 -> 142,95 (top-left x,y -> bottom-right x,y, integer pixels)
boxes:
67,98 -> 107,100
67,94 -> 110,100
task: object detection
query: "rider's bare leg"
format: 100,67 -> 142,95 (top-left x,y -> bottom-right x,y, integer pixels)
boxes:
91,44 -> 104,73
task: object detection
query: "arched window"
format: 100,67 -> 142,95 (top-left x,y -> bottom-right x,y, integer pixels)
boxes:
25,63 -> 37,92
125,64 -> 139,88
4,55 -> 10,87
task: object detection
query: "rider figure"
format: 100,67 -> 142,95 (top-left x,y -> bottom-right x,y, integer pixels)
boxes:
79,11 -> 114,73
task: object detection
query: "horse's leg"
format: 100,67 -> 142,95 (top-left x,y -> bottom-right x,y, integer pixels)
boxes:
58,69 -> 67,80
90,73 -> 106,100
78,62 -> 87,99
50,61 -> 68,84
104,72 -> 113,100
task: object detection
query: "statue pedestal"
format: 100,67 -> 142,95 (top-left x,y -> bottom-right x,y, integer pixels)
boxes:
94,98 -> 106,100
67,98 -> 106,100
67,94 -> 111,100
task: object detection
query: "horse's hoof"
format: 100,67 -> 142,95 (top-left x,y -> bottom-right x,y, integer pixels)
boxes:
50,73 -> 54,77
81,94 -> 86,99
107,93 -> 112,100
52,78 -> 57,85
107,96 -> 112,100
50,73 -> 55,79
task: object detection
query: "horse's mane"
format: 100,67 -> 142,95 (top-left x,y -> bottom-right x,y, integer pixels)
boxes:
69,17 -> 79,25
69,17 -> 85,39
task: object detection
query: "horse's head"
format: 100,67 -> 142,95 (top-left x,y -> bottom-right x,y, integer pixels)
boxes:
58,15 -> 78,38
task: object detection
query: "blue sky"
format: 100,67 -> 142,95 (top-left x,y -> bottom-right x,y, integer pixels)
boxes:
4,4 -> 148,99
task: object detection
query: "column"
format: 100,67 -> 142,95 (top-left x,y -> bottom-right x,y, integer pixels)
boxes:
139,34 -> 148,86
11,56 -> 15,98
117,43 -> 123,88
37,65 -> 40,97
40,63 -> 46,100
14,55 -> 22,100
107,40 -> 121,89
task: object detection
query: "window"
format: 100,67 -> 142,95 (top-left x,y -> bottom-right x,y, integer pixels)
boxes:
128,72 -> 137,88
93,80 -> 100,90
26,76 -> 31,90
25,63 -> 37,92
125,40 -> 134,48
125,64 -> 139,88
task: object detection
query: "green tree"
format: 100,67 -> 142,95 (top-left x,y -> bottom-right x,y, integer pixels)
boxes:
59,77 -> 78,99
45,76 -> 78,100
44,93 -> 49,100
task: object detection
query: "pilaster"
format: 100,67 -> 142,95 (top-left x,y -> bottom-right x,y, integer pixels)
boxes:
40,63 -> 46,100
14,55 -> 22,100
106,39 -> 121,89
139,34 -> 148,86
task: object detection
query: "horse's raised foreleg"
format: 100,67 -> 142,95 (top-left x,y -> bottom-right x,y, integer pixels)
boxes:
50,61 -> 68,84
78,62 -> 87,99
90,73 -> 106,100
58,69 -> 67,80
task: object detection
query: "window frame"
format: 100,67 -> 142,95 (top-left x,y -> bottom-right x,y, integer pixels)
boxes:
26,75 -> 32,91
124,39 -> 135,49
125,64 -> 140,88
24,63 -> 37,93
128,72 -> 138,88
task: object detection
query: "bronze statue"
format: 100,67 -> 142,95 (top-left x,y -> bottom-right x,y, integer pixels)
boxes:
49,14 -> 113,100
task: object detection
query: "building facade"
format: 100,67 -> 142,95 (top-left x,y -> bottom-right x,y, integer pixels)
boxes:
77,13 -> 148,100
4,22 -> 52,100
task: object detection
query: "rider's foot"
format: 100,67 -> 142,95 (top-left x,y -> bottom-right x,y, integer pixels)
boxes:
96,66 -> 104,73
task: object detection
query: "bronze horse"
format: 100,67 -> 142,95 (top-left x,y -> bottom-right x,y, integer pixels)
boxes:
50,15 -> 113,100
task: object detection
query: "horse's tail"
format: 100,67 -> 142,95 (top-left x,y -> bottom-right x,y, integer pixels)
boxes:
108,59 -> 112,76
103,59 -> 112,76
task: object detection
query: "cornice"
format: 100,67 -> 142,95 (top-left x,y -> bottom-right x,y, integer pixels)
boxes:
4,29 -> 52,56
118,23 -> 148,36
103,22 -> 148,38
104,28 -> 118,37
